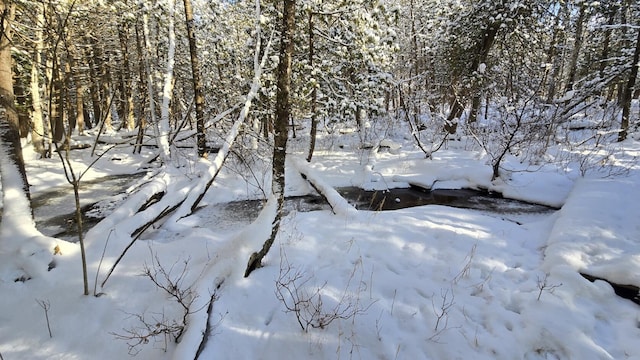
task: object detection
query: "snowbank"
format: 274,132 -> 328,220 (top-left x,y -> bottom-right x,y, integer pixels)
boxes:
544,178 -> 640,288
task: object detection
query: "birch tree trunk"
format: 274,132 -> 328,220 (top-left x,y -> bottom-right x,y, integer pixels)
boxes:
142,3 -> 163,157
158,0 -> 176,162
30,2 -> 45,155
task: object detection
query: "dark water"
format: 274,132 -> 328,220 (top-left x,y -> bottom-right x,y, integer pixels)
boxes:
337,186 -> 558,213
207,185 -> 557,231
32,173 -> 147,241
32,173 -> 556,241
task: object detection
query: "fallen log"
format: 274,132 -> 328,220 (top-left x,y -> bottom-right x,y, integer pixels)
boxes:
291,157 -> 357,217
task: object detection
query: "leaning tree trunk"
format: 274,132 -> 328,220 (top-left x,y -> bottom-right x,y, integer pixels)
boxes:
619,25 -> 640,142
183,0 -> 207,158
245,0 -> 295,277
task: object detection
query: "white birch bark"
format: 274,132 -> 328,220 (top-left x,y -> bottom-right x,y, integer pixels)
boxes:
158,0 -> 175,161
141,2 -> 162,159
168,31 -> 274,224
29,3 -> 45,155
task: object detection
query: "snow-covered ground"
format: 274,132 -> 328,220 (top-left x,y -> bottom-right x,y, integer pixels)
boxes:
1,126 -> 639,360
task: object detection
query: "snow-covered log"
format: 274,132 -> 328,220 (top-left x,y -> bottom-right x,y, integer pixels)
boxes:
291,157 -> 358,217
87,170 -> 194,288
172,195 -> 278,360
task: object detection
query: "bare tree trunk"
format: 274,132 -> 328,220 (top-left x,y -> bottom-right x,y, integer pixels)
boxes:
183,0 -> 207,157
565,3 -> 586,92
545,3 -> 568,102
74,78 -> 85,134
48,57 -> 64,143
64,60 -> 77,135
87,38 -> 102,128
599,6 -> 617,78
100,59 -> 113,133
118,23 -> 135,131
0,0 -> 31,202
245,0 -> 295,278
306,10 -> 317,162
68,34 -> 85,136
468,24 -> 498,124
619,26 -> 640,142
133,22 -> 147,154
444,95 -> 465,134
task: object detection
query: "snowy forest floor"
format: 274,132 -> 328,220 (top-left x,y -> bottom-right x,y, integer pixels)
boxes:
1,122 -> 640,360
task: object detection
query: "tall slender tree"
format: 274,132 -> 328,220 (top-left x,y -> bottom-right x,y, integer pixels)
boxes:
159,0 -> 176,162
619,24 -> 640,142
305,9 -> 317,162
183,0 -> 207,157
246,0 -> 296,277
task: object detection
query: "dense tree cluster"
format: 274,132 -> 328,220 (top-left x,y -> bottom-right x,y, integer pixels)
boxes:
0,0 -> 638,190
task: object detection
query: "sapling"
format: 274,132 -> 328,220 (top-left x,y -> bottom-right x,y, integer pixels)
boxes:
275,246 -> 369,332
54,139 -> 116,295
36,299 -> 52,338
112,253 -> 211,355
536,274 -> 562,301
432,287 -> 455,333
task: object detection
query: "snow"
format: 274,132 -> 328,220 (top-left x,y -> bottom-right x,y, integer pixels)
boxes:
544,178 -> 640,286
1,123 -> 640,360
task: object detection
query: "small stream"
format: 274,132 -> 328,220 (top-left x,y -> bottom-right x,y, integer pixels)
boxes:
32,173 -> 147,241
203,185 -> 557,231
30,173 -> 557,242
338,185 -> 557,213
